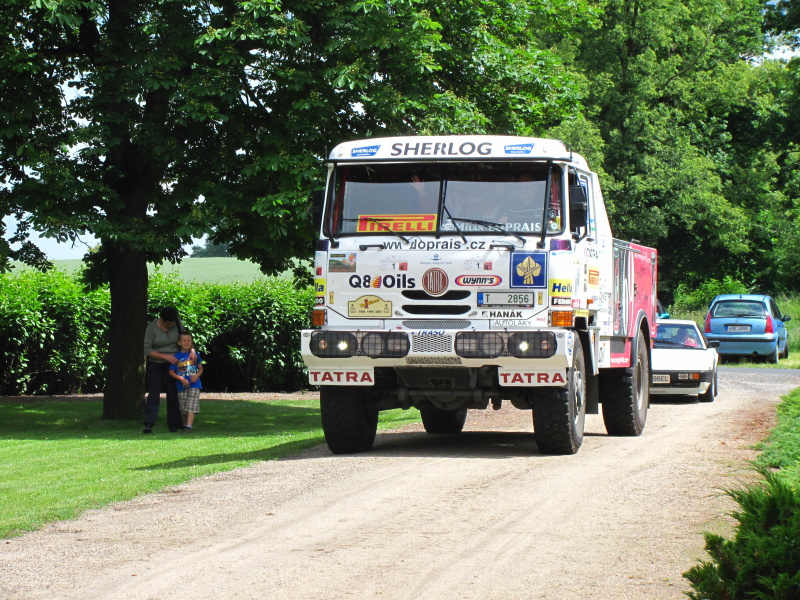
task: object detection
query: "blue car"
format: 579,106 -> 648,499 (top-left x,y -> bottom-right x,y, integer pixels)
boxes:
704,294 -> 791,363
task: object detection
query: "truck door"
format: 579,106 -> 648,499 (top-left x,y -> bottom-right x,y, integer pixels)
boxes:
569,169 -> 600,304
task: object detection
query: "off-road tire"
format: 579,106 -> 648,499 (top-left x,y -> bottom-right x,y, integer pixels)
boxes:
420,407 -> 468,434
601,330 -> 649,436
320,387 -> 379,454
699,368 -> 717,403
532,336 -> 586,455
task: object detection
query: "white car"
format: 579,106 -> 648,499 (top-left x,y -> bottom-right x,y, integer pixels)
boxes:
651,319 -> 719,402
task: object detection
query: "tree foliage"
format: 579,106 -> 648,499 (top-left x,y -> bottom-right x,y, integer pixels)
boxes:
553,0 -> 767,298
0,0 -> 585,416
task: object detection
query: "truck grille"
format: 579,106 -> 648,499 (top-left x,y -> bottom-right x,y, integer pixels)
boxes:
402,305 -> 471,315
411,334 -> 453,353
402,320 -> 471,329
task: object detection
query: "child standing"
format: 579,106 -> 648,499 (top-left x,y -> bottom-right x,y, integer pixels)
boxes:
169,333 -> 203,432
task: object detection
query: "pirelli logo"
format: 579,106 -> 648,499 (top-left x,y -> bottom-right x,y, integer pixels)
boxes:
357,214 -> 437,233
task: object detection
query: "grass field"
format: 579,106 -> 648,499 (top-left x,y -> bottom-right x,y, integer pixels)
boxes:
0,397 -> 421,538
12,256 -> 293,284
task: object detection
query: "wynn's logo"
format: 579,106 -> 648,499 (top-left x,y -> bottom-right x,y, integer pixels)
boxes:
455,275 -> 501,286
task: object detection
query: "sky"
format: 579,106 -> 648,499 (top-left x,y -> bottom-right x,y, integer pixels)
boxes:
3,216 -> 204,261
3,215 -> 97,261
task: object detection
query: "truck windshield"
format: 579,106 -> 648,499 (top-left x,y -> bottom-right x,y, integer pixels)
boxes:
329,162 -> 562,237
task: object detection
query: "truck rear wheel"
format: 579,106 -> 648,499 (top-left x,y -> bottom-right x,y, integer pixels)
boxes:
320,387 -> 379,454
532,336 -> 586,455
420,407 -> 468,434
601,330 -> 649,436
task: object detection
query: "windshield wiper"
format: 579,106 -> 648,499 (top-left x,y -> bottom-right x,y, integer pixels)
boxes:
446,217 -> 526,245
440,202 -> 467,244
341,218 -> 410,244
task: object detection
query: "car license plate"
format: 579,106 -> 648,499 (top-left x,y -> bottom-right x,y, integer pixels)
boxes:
725,325 -> 751,332
652,374 -> 670,383
478,292 -> 533,307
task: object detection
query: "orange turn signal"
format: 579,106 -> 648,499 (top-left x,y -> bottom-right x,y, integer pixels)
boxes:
311,309 -> 327,327
550,311 -> 574,327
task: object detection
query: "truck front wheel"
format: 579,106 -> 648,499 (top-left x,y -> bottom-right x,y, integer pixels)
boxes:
601,330 -> 649,436
320,387 -> 379,454
532,336 -> 586,455
420,407 -> 468,434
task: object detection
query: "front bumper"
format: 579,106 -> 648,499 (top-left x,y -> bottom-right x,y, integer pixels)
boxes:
650,370 -> 712,395
301,328 -> 575,387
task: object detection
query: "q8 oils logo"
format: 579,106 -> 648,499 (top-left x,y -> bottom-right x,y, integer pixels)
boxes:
509,252 -> 547,288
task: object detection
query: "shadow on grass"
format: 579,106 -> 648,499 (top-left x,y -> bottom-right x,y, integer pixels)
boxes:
133,436 -> 327,469
0,399 -> 323,441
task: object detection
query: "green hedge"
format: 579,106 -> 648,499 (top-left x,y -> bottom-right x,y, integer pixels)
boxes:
0,269 -> 314,395
0,270 -> 109,395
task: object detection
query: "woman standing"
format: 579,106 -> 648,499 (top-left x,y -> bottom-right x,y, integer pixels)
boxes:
142,307 -> 185,433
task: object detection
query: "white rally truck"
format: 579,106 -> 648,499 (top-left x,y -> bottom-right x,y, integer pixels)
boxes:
301,135 -> 658,455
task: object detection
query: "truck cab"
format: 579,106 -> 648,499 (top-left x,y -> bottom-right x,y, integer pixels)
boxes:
302,136 -> 657,455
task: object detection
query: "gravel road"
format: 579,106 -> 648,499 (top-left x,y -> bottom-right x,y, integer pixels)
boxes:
2,369 -> 800,600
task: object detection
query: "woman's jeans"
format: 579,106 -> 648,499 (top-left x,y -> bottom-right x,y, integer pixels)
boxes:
143,361 -> 183,431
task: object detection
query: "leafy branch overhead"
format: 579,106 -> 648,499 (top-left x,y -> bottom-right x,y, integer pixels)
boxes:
1,0 -> 585,416
2,0 -> 585,273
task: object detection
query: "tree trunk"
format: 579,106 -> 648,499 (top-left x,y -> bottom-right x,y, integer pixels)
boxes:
102,244 -> 149,420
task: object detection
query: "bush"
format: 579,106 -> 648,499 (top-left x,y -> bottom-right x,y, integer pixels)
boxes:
148,271 -> 314,392
0,270 -> 108,394
684,470 -> 800,600
0,269 -> 314,395
672,276 -> 748,313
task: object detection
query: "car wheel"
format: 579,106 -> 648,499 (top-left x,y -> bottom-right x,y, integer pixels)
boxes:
782,342 -> 790,360
699,368 -> 716,403
767,346 -> 780,364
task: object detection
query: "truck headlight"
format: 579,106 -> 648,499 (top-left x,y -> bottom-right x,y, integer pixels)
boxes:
310,332 -> 358,358
508,332 -> 556,358
361,332 -> 410,358
455,332 -> 504,358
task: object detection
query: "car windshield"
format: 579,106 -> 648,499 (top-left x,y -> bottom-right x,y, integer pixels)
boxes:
711,301 -> 767,319
655,324 -> 703,348
329,162 -> 563,237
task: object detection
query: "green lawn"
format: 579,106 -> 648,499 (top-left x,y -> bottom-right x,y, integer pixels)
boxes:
756,387 -> 800,489
0,398 -> 421,538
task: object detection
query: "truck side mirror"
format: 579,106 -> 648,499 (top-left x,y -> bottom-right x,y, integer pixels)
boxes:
569,185 -> 588,229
